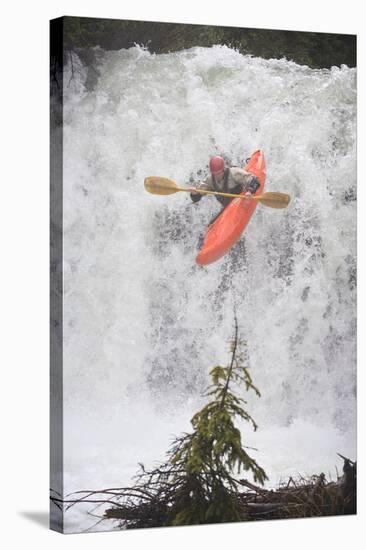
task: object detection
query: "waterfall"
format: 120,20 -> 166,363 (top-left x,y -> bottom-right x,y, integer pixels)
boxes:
60,45 -> 356,532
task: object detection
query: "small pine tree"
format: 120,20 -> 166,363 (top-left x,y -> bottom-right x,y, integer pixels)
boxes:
166,316 -> 268,525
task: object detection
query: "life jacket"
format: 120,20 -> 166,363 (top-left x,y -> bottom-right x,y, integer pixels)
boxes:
212,168 -> 230,193
212,168 -> 243,205
212,169 -> 243,208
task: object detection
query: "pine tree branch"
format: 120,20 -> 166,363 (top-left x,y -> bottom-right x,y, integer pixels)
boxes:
220,315 -> 239,409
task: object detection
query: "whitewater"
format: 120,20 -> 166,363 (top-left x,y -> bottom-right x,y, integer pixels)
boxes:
59,45 -> 356,532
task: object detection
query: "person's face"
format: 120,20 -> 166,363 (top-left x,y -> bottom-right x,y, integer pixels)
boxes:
213,170 -> 225,182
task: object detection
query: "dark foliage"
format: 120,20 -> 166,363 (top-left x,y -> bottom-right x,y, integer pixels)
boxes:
51,16 -> 356,76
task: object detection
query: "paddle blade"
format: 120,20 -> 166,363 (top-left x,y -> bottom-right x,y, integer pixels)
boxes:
257,192 -> 291,209
144,176 -> 179,195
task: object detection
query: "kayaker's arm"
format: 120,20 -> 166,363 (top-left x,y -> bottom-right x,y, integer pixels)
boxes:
230,168 -> 260,194
246,175 -> 260,194
189,176 -> 213,203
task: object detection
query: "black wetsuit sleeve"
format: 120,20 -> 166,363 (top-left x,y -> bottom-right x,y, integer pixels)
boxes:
247,176 -> 260,194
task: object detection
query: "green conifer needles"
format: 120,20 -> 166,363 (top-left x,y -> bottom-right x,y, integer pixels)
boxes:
166,317 -> 268,525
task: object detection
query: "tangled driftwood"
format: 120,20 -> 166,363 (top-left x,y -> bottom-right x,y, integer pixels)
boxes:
237,456 -> 356,520
50,456 -> 356,529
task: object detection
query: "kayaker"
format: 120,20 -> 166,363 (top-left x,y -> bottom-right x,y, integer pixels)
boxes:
189,156 -> 260,208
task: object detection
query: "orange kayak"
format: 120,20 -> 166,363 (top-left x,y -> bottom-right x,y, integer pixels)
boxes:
196,150 -> 266,266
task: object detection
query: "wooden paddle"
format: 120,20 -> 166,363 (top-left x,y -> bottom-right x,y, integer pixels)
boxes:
144,176 -> 290,209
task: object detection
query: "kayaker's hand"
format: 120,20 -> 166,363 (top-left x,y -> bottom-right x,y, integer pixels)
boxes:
190,189 -> 202,203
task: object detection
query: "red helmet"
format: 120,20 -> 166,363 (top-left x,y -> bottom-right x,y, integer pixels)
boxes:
209,156 -> 225,175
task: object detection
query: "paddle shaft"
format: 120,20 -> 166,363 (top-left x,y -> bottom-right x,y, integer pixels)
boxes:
177,186 -> 259,201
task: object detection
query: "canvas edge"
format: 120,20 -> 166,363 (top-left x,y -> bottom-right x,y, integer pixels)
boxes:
50,16 -> 64,534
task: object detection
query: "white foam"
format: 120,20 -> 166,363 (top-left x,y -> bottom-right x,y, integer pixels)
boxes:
60,45 -> 356,532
